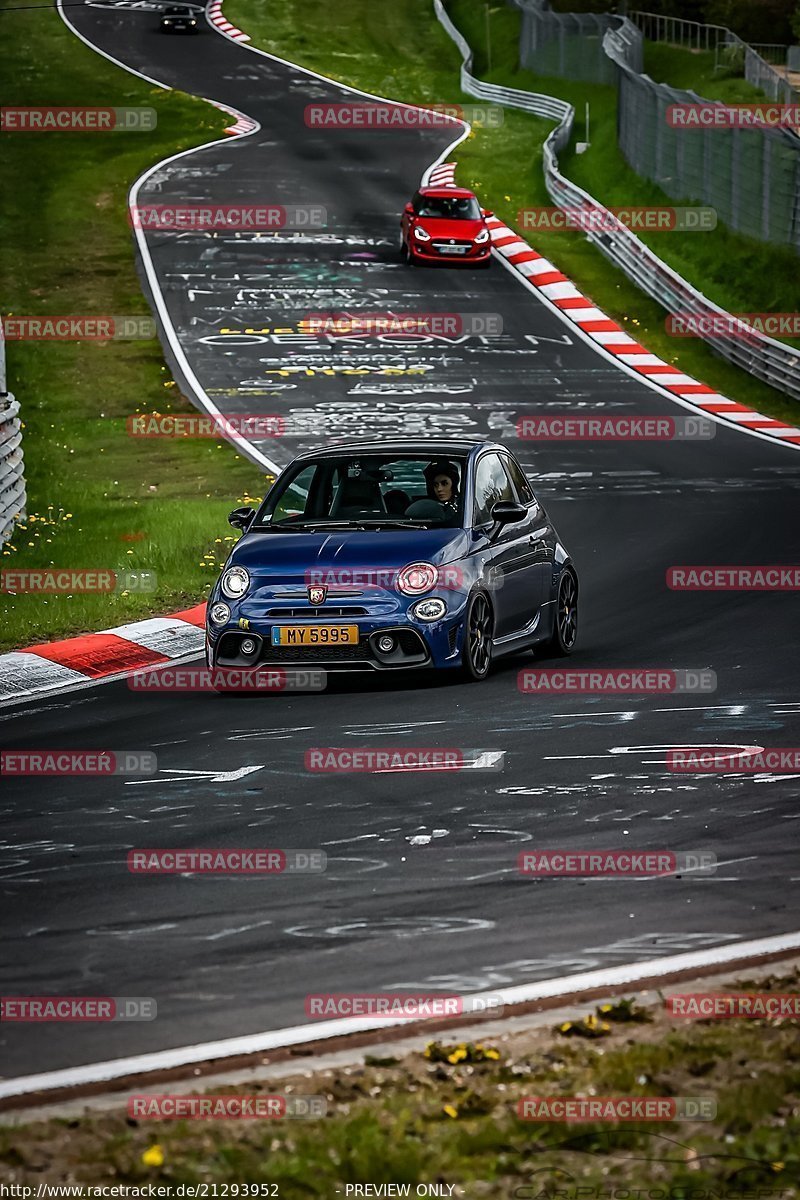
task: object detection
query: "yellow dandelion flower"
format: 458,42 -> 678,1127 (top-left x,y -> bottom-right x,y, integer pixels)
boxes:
141,1145 -> 164,1167
443,1104 -> 458,1118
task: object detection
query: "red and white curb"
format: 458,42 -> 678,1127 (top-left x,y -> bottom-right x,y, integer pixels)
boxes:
427,161 -> 800,448
0,604 -> 206,706
425,160 -> 460,188
206,0 -> 249,43
209,99 -> 257,137
205,0 -> 259,136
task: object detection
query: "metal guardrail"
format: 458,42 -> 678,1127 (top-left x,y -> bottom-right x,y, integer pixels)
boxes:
434,0 -> 800,403
0,323 -> 26,545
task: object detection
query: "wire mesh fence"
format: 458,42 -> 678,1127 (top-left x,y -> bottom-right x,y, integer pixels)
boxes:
603,22 -> 800,251
516,0 -> 800,252
519,0 -> 636,83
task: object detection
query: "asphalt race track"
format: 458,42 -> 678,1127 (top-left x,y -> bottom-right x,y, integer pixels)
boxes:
1,2 -> 800,1080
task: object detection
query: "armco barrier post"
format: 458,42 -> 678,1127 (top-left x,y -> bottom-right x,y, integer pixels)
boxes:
0,319 -> 27,545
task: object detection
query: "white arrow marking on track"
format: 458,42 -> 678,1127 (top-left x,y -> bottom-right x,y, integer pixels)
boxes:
125,766 -> 264,786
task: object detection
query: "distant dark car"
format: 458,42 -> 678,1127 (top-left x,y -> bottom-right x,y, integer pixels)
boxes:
206,439 -> 579,682
159,5 -> 198,32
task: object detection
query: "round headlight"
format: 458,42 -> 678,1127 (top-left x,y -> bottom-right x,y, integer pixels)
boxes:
396,562 -> 438,596
221,565 -> 250,599
411,598 -> 446,622
209,601 -> 231,626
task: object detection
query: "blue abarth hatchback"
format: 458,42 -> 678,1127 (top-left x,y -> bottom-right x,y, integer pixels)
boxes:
206,439 -> 578,681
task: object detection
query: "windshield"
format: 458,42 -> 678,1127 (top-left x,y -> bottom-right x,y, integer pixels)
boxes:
254,455 -> 467,529
414,195 -> 482,221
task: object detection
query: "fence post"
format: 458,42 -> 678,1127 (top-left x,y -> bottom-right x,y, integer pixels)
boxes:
0,319 -> 27,545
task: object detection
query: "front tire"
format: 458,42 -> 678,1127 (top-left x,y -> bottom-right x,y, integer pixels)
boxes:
461,591 -> 493,681
542,568 -> 578,656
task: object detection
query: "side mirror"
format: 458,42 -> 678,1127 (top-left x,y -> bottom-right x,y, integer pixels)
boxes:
481,208 -> 494,218
228,506 -> 255,531
488,499 -> 526,539
404,202 -> 415,215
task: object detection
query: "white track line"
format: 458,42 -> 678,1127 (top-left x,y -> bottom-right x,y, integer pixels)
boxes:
2,930 -> 799,1101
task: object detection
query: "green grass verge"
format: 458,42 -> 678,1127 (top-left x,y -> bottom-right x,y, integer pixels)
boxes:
224,0 -> 800,425
0,3 -> 268,653
2,974 -> 798,1190
642,41 -> 769,102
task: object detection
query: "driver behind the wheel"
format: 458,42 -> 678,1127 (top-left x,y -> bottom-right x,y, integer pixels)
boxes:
423,460 -> 460,515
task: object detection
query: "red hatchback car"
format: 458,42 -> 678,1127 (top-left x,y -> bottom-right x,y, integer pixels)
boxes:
400,187 -> 493,267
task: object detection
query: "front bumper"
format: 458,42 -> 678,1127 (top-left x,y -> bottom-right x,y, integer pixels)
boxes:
206,607 -> 466,673
409,238 -> 491,263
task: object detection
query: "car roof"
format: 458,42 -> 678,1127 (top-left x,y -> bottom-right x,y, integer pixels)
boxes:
416,187 -> 477,199
290,439 -> 504,461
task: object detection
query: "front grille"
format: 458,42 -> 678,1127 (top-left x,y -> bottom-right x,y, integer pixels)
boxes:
432,240 -> 471,249
397,629 -> 426,655
264,606 -> 368,618
260,641 -> 368,662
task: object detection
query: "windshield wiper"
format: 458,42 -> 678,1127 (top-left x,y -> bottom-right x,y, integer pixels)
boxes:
351,520 -> 426,530
257,520 -> 355,531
